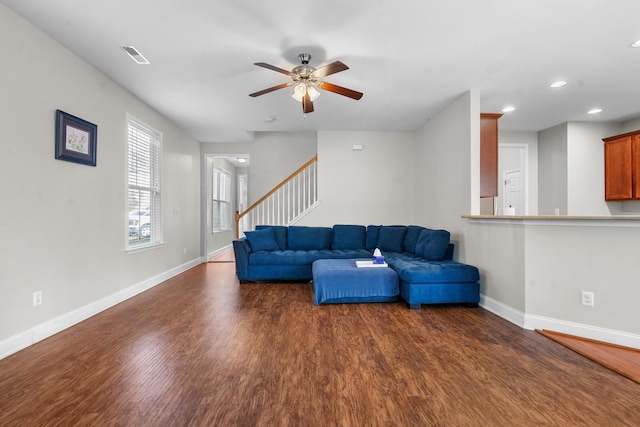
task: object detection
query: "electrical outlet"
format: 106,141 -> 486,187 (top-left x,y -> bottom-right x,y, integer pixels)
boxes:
183,248 -> 187,256
33,291 -> 42,307
581,291 -> 594,307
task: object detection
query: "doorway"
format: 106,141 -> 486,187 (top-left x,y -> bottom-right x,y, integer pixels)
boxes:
203,154 -> 249,260
498,143 -> 529,215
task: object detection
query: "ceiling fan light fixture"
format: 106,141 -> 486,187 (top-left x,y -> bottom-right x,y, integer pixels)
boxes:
291,82 -> 320,102
291,82 -> 306,102
307,85 -> 321,101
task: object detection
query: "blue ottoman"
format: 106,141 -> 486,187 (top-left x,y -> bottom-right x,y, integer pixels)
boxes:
312,259 -> 399,305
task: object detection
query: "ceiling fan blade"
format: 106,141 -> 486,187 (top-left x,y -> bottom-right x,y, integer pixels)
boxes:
312,61 -> 349,78
249,82 -> 293,97
302,92 -> 314,114
317,82 -> 363,100
254,62 -> 294,76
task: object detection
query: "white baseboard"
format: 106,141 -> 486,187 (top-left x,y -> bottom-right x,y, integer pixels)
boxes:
0,258 -> 203,360
480,293 -> 640,350
479,294 -> 526,328
207,243 -> 232,260
524,314 -> 640,350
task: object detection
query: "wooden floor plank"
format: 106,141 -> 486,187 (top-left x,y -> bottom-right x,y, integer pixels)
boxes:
1,262 -> 639,426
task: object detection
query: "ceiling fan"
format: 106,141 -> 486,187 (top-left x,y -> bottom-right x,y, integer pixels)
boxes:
249,53 -> 363,114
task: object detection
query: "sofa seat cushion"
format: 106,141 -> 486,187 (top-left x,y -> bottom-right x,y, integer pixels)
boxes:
387,257 -> 480,284
249,250 -> 312,266
249,248 -> 372,266
308,248 -> 372,262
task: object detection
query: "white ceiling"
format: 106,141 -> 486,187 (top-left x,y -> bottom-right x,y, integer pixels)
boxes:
3,0 -> 640,143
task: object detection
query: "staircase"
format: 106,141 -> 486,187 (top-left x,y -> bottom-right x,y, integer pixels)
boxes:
235,156 -> 318,238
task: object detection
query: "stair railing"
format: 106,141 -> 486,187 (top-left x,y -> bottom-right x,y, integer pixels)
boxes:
235,155 -> 318,239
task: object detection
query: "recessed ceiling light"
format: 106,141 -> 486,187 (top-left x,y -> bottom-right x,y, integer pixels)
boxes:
264,117 -> 276,123
502,106 -> 515,112
631,39 -> 640,48
588,108 -> 602,114
550,81 -> 567,88
122,46 -> 150,64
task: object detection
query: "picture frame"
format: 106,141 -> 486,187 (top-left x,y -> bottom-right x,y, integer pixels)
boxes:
55,109 -> 97,166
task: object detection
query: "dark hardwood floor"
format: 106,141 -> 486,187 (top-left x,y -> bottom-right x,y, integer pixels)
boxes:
1,262 -> 639,426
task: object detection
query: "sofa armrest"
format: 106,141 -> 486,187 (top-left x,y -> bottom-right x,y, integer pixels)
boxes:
232,238 -> 251,281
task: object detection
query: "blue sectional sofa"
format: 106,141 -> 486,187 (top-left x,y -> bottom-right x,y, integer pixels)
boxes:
232,224 -> 480,309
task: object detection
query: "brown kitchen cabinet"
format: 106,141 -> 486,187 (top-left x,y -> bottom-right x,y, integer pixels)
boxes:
480,113 -> 503,198
603,130 -> 640,201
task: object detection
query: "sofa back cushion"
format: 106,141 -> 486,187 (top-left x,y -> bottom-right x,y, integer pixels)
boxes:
404,225 -> 426,253
244,228 -> 280,252
415,229 -> 451,261
376,226 -> 407,252
332,224 -> 367,250
255,225 -> 288,250
366,225 -> 381,250
288,226 -> 333,250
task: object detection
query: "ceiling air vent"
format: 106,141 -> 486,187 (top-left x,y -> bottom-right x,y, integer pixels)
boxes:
122,45 -> 150,64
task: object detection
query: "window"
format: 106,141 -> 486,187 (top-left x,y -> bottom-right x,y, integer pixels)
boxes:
127,115 -> 162,249
212,167 -> 231,232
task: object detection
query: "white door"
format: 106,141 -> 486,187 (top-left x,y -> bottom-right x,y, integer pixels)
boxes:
503,168 -> 524,214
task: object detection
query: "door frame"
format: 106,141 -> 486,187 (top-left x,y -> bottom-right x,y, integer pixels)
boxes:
202,154 -> 249,260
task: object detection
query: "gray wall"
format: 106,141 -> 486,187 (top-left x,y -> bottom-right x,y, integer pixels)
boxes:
0,5 -> 201,356
567,122 -> 622,215
413,91 -> 479,260
538,123 -> 568,215
298,131 -> 415,226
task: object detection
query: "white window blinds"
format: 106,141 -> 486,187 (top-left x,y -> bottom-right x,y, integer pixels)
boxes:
127,116 -> 162,248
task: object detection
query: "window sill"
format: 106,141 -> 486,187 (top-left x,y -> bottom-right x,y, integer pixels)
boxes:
125,241 -> 165,254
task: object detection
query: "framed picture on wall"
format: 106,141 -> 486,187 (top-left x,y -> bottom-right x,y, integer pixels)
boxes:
55,109 -> 97,166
